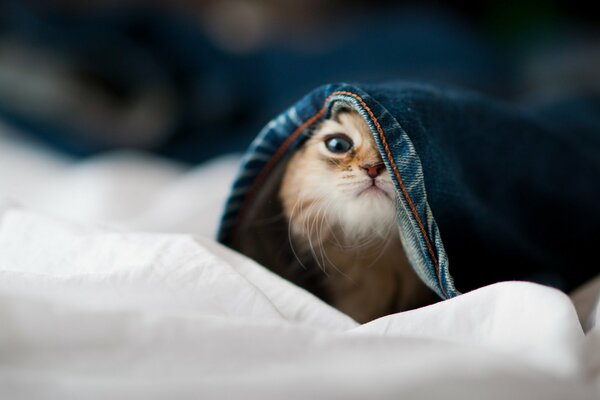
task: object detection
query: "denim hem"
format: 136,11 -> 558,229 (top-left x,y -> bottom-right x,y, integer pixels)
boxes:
218,83 -> 458,299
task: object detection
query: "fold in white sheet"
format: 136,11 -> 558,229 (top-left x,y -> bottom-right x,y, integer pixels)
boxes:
1,206 -> 599,399
1,127 -> 599,399
0,121 -> 239,238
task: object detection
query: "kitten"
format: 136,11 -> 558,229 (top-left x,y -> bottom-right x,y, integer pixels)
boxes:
279,108 -> 434,323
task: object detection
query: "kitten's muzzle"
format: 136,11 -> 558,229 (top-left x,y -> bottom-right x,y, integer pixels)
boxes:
360,163 -> 385,178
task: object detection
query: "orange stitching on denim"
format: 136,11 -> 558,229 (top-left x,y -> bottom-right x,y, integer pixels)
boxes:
333,91 -> 447,298
231,90 -> 447,298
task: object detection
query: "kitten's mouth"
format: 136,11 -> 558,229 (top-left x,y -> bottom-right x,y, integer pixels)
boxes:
358,181 -> 391,199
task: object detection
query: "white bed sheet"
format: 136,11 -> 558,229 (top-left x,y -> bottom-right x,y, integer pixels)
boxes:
1,123 -> 599,399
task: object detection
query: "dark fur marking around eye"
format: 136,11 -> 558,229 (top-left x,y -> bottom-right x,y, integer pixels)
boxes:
320,155 -> 341,169
320,155 -> 354,173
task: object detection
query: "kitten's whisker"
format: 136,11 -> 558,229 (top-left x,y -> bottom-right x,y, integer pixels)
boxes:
288,197 -> 309,271
317,200 -> 334,262
319,200 -> 354,281
311,203 -> 324,268
324,212 -> 344,249
316,204 -> 329,272
330,160 -> 345,169
306,202 -> 328,276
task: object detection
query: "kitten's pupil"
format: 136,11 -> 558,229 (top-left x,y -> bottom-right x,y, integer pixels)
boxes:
325,134 -> 353,153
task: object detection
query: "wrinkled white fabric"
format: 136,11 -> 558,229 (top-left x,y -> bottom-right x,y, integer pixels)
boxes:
1,125 -> 599,399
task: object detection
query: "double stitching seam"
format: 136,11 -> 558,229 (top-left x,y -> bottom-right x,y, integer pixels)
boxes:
335,91 -> 447,298
231,90 -> 447,298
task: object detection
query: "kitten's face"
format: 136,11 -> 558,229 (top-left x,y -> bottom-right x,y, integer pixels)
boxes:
280,109 -> 397,242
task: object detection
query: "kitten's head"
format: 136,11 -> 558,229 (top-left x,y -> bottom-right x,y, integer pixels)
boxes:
280,108 -> 397,242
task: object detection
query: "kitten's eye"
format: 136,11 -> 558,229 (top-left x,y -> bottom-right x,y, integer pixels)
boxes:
324,134 -> 353,154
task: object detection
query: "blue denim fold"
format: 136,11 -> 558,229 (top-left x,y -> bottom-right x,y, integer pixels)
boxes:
218,82 -> 600,298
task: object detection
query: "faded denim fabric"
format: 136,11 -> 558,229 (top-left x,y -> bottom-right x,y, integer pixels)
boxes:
218,82 -> 600,299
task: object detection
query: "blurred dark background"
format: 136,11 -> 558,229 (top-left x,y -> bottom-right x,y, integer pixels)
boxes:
1,0 -> 598,163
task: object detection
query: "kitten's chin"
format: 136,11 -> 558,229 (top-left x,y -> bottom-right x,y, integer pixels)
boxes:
357,185 -> 391,199
335,195 -> 397,242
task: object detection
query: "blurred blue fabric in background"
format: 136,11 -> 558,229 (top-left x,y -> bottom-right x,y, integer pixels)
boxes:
0,3 -> 514,163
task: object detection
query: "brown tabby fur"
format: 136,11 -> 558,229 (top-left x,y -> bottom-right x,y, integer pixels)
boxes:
279,109 -> 434,323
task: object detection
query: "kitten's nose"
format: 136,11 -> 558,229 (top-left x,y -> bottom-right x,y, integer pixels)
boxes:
361,162 -> 385,178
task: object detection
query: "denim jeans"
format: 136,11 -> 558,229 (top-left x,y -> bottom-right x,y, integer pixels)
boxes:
219,82 -> 600,299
